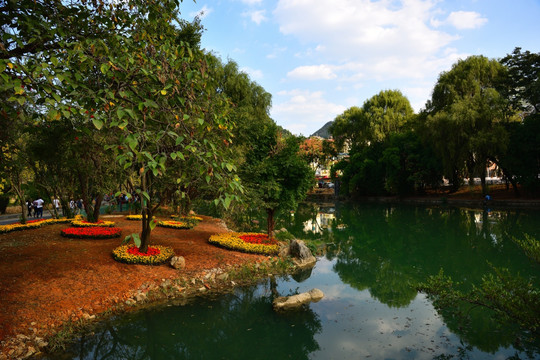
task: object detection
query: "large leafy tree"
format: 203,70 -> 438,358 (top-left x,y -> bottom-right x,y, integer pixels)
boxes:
330,90 -> 413,152
2,1 -> 241,253
240,124 -> 314,238
330,90 -> 420,197
425,55 -> 513,193
500,47 -> 540,114
497,48 -> 540,194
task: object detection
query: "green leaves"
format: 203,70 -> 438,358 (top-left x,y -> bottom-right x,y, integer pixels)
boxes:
92,118 -> 103,130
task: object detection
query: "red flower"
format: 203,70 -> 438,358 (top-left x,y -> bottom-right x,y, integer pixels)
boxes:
61,227 -> 121,239
127,246 -> 161,257
239,234 -> 277,246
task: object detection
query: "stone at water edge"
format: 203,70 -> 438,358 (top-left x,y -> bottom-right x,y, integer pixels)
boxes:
289,239 -> 317,268
170,256 -> 185,270
273,288 -> 324,311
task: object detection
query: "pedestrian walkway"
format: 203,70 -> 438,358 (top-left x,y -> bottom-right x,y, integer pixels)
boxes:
0,212 -> 54,226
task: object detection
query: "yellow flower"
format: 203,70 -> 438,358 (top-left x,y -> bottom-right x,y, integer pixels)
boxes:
208,232 -> 279,255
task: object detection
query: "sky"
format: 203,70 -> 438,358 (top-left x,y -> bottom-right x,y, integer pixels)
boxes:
177,0 -> 540,136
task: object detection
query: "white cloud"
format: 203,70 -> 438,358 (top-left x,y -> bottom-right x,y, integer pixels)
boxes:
274,0 -> 460,81
445,11 -> 488,29
240,66 -> 264,80
271,90 -> 347,135
242,9 -> 267,24
287,65 -> 337,80
189,5 -> 213,19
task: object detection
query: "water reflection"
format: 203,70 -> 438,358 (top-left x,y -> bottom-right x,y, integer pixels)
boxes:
46,203 -> 540,359
45,284 -> 322,360
288,203 -> 540,354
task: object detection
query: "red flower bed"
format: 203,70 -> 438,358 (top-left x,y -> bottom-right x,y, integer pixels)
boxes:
239,233 -> 278,246
127,246 -> 161,257
26,219 -> 46,224
60,227 -> 122,239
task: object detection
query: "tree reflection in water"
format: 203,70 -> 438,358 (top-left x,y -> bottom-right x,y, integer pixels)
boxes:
291,203 -> 540,354
45,282 -> 322,360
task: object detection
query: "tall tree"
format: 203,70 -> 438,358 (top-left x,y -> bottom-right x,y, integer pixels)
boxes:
240,124 -> 314,238
2,1 -> 241,253
425,55 -> 512,193
330,90 -> 413,152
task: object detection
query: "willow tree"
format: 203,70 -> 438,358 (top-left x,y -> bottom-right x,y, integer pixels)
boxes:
425,55 -> 515,193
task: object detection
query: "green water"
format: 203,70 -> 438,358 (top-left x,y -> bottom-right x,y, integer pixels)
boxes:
46,203 -> 540,359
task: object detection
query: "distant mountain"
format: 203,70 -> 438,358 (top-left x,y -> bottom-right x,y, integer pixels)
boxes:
311,121 -> 333,139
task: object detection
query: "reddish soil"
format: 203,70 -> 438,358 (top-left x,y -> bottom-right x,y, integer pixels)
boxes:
0,215 -> 266,356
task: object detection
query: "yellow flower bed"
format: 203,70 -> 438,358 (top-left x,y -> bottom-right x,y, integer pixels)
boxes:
170,215 -> 203,222
157,220 -> 192,229
44,218 -> 72,225
208,232 -> 279,255
112,244 -> 175,265
125,214 -> 155,220
0,221 -> 44,234
71,219 -> 115,227
0,218 -> 72,234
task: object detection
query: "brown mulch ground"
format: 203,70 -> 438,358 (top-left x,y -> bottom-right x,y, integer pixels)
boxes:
0,215 -> 266,356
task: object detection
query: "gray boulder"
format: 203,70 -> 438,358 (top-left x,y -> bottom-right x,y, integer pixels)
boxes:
170,256 -> 186,270
273,288 -> 324,311
289,239 -> 317,268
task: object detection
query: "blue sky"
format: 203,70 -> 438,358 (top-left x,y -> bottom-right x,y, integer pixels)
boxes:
177,0 -> 540,136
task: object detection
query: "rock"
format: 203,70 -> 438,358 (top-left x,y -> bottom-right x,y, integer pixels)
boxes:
25,346 -> 36,358
278,245 -> 289,258
217,273 -> 229,281
273,288 -> 324,311
135,292 -> 147,302
35,337 -> 48,348
82,312 -> 96,320
170,256 -> 185,270
289,239 -> 317,268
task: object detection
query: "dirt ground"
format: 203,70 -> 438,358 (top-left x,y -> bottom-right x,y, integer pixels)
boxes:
0,215 -> 266,357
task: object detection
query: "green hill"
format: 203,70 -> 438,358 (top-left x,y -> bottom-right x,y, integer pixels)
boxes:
311,121 -> 333,139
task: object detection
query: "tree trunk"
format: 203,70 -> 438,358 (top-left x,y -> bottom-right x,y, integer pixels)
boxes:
449,169 -> 460,193
140,210 -> 151,254
267,208 -> 275,239
92,193 -> 103,222
480,166 -> 488,196
139,171 -> 151,253
11,171 -> 26,224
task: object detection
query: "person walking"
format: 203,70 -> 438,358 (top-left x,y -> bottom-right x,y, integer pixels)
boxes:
53,198 -> 60,215
34,196 -> 44,218
70,199 -> 76,215
26,199 -> 33,217
77,198 -> 83,215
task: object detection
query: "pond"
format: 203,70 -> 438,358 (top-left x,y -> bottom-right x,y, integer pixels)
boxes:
44,203 -> 540,359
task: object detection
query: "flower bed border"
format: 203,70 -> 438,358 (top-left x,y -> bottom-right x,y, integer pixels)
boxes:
60,227 -> 122,239
0,218 -> 72,234
125,215 -> 156,221
208,232 -> 279,255
157,220 -> 192,229
112,244 -> 175,265
71,219 -> 115,227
